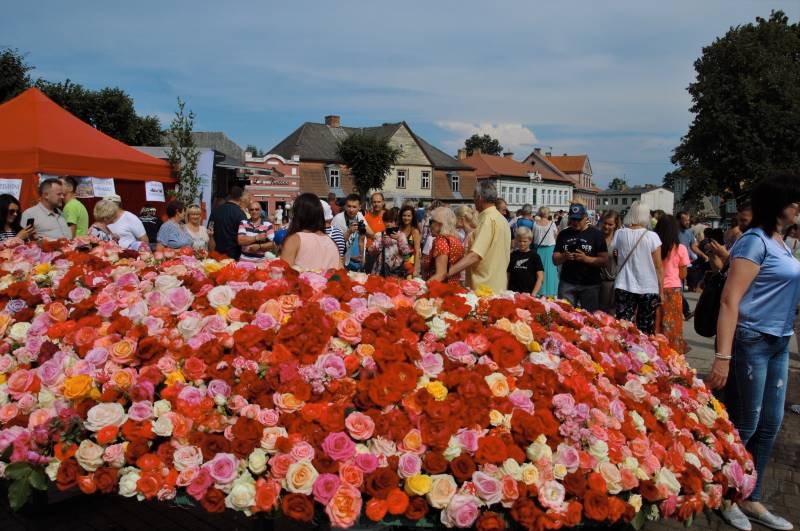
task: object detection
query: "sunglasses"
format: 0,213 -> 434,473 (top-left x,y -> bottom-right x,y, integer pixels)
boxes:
7,208 -> 19,214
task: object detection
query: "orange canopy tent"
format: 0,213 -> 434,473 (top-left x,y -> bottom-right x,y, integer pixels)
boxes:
0,87 -> 174,210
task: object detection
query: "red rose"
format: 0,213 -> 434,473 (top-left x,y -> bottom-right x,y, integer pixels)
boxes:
124,440 -> 150,464
423,452 -> 449,474
449,454 -> 476,483
607,497 -> 628,523
583,491 -> 610,522
510,498 -> 541,530
136,472 -> 161,500
639,480 -> 662,502
56,458 -> 80,490
196,433 -> 231,460
563,501 -> 583,527
94,467 -> 119,494
281,493 -> 314,522
476,511 -> 506,531
563,471 -> 587,498
200,487 -> 227,514
364,468 -> 399,499
232,417 -> 262,445
475,435 -> 508,465
182,356 -> 207,380
488,334 -> 525,369
404,496 -> 429,521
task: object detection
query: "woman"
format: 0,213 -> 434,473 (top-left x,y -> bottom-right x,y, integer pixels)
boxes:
599,210 -> 621,313
156,201 -> 194,250
709,176 -> 800,531
654,215 -> 689,354
238,201 -> 275,263
280,193 -> 340,271
185,204 -> 215,252
507,226 -> 544,296
369,207 -> 412,277
426,207 -> 465,285
612,201 -> 663,334
454,205 -> 478,249
0,194 -> 34,242
89,200 -> 119,242
533,206 -> 559,297
398,204 -> 421,276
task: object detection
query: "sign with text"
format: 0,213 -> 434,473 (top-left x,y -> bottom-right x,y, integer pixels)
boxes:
91,178 -> 116,198
74,177 -> 94,199
145,181 -> 165,202
0,179 -> 22,199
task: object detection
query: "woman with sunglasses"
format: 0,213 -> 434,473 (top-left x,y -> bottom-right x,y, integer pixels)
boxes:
0,194 -> 34,242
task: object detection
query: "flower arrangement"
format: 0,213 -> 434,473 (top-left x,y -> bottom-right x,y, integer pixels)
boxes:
0,239 -> 755,529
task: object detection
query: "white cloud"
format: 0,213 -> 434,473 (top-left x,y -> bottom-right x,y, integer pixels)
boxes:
435,121 -> 539,156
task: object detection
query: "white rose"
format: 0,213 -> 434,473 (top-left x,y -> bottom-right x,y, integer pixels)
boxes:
655,467 -> 681,496
426,474 -> 457,509
588,439 -> 609,462
118,468 -> 141,498
520,463 -> 540,485
75,440 -> 105,472
428,316 -> 447,338
172,445 -> 204,472
526,439 -> 553,462
152,416 -> 173,437
501,458 -> 522,481
177,315 -> 203,339
225,476 -> 256,512
45,460 -> 60,481
37,388 -> 55,409
248,449 -> 267,474
628,493 -> 643,513
9,323 -> 31,343
153,399 -> 172,417
442,438 -> 462,461
207,285 -> 234,308
154,275 -> 181,292
85,403 -> 127,432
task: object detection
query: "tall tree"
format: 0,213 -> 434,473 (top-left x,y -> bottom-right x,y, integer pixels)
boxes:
0,48 -> 33,103
671,11 -> 800,203
608,177 -> 628,191
166,98 -> 200,206
464,134 -> 503,156
337,133 -> 402,202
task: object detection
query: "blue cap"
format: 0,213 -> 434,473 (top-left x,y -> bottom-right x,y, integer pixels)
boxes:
568,203 -> 587,220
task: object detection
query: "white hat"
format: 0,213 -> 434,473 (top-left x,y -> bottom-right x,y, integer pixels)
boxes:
105,194 -> 122,204
320,199 -> 333,221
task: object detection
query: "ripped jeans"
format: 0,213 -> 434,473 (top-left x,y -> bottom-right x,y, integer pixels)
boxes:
724,325 -> 790,501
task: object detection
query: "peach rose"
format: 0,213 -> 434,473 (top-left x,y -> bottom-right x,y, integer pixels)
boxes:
85,402 -> 127,432
344,412 -> 375,441
337,318 -> 362,344
426,474 -> 457,509
325,484 -> 362,528
284,460 -> 318,495
484,373 -> 510,397
75,440 -> 105,472
6,369 -> 40,399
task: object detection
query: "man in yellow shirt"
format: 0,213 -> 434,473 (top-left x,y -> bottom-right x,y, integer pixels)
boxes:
447,181 -> 511,293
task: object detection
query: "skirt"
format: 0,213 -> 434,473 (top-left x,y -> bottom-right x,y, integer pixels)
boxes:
658,287 -> 688,355
536,245 -> 558,297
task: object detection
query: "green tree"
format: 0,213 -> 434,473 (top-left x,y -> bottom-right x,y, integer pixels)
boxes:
464,134 -> 503,156
131,115 -> 164,146
671,11 -> 800,203
337,133 -> 402,202
166,98 -> 200,206
609,177 -> 628,191
0,48 -> 33,103
246,144 -> 266,157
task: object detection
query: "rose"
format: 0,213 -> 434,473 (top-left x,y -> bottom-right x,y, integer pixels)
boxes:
127,401 -> 154,423
397,453 -> 422,479
413,298 -> 436,319
203,453 -> 239,485
154,274 -> 181,292
440,493 -> 480,528
284,460 -> 318,495
322,432 -> 356,461
344,412 -> 375,441
538,480 -> 566,510
404,473 -> 433,496
9,322 -> 31,342
207,285 -> 234,308
476,512 -> 506,531
165,287 -> 194,314
85,403 -> 127,432
337,317 -> 362,344
354,452 -> 378,474
316,353 -> 346,379
484,373 -> 510,397
173,445 -> 204,472
281,493 -> 314,522
75,440 -> 105,472
426,474 -> 457,509
312,473 -> 340,505
417,353 -> 444,378
177,315 -> 203,339
472,471 -> 504,505
151,416 -> 173,437
338,461 -> 364,487
325,484 -> 363,528
102,444 -> 126,468
225,477 -> 256,512
598,461 -> 623,494
118,468 -> 141,498
6,369 -> 40,399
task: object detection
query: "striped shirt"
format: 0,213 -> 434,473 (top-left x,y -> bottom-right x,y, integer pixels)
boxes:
326,226 -> 346,257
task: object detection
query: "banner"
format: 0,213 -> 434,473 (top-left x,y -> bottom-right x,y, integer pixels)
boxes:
74,177 -> 94,199
145,181 -> 165,202
196,150 -> 215,222
91,178 -> 116,198
0,179 -> 22,199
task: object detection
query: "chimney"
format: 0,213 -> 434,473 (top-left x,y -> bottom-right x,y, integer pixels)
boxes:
324,115 -> 341,128
457,148 -> 467,160
534,148 -> 541,155
503,152 -> 514,159
473,148 -> 482,156
545,150 -> 552,157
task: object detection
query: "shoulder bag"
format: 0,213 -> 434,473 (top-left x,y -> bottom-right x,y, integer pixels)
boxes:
615,229 -> 648,274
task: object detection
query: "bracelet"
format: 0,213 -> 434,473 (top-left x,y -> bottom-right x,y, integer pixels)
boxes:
714,353 -> 732,361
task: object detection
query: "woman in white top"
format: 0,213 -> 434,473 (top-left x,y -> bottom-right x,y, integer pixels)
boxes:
533,207 -> 559,297
184,204 -> 214,252
612,201 -> 663,334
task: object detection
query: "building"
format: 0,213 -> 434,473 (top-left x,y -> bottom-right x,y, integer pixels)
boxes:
461,150 -> 573,213
523,150 -> 598,211
243,152 -> 300,216
268,115 -> 475,205
597,185 -> 675,215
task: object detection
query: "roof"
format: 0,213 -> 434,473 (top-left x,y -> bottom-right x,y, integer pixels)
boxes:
269,120 -> 470,170
190,132 -> 245,167
462,153 -> 532,178
520,150 -> 574,184
0,88 -> 172,181
546,154 -> 589,174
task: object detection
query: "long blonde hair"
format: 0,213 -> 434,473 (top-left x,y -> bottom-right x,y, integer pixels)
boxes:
455,205 -> 478,230
431,207 -> 457,236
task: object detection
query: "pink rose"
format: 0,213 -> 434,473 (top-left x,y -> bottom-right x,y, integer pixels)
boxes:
203,453 -> 239,485
173,445 -> 204,472
268,453 -> 293,479
37,359 -> 65,388
538,480 -> 566,510
397,453 -> 422,479
317,354 -> 346,379
176,466 -> 200,487
0,404 -> 18,423
206,379 -> 231,399
440,493 -> 479,528
258,408 -> 280,427
253,313 -> 277,330
177,386 -> 205,407
187,467 -> 213,501
555,443 -> 580,473
325,484 -> 363,528
444,341 -> 471,363
508,389 -> 534,413
353,452 -> 378,474
416,353 -> 444,378
206,285 -> 234,308
472,471 -> 503,505
165,287 -> 193,314
127,401 -> 154,422
84,348 -> 109,368
103,443 -> 126,468
465,333 -> 490,354
322,432 -> 356,462
318,296 -> 341,314
344,412 -> 375,441
312,473 -> 340,504
290,442 -> 316,462
455,429 -> 479,453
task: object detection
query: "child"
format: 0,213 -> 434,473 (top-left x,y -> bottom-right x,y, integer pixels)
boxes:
507,226 -> 544,296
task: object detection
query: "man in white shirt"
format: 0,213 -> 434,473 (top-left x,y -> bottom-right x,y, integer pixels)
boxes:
332,193 -> 372,267
20,178 -> 72,240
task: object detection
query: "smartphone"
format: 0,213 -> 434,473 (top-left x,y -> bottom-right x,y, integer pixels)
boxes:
26,218 -> 34,228
385,227 -> 399,236
208,221 -> 215,231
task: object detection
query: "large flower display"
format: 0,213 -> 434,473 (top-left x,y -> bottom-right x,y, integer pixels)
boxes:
0,239 -> 755,529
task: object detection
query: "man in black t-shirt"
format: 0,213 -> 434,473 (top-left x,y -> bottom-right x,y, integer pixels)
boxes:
553,203 -> 608,312
208,187 -> 249,260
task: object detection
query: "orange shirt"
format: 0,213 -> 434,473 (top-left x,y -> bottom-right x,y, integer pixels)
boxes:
364,210 -> 385,234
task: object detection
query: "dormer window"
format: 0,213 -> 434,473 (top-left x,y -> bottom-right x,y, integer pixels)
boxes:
326,164 -> 341,188
449,173 -> 460,193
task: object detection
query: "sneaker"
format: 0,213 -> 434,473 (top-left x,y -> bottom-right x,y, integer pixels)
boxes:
740,506 -> 793,531
791,404 -> 800,415
719,504 -> 752,531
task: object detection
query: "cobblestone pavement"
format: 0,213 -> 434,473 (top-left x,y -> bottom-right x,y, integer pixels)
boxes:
0,292 -> 798,530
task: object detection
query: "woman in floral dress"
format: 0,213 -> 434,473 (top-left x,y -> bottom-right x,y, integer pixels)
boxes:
425,207 -> 465,286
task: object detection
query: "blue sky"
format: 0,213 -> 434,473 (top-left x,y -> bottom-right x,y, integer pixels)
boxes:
3,1 -> 797,188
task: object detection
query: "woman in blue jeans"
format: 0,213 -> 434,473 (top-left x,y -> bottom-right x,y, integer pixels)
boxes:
708,175 -> 800,531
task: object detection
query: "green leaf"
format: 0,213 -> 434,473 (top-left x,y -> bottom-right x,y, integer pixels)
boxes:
631,507 -> 647,530
28,468 -> 48,491
8,478 -> 32,511
4,462 -> 32,480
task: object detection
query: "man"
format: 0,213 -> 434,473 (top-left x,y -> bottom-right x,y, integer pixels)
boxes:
332,193 -> 372,268
327,192 -> 341,216
364,192 -> 386,234
552,203 -> 608,312
723,202 -> 752,248
20,178 -> 71,240
209,186 -> 249,260
678,211 -> 707,294
60,176 -> 89,237
321,199 -> 345,267
447,181 -> 511,293
273,204 -> 284,227
237,201 -> 274,262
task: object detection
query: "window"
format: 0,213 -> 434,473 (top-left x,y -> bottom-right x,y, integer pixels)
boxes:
421,171 -> 430,189
396,169 -> 407,189
328,168 -> 340,188
450,173 -> 460,192
502,186 -> 508,200
515,187 -> 522,204
531,189 -> 537,205
622,197 -> 628,205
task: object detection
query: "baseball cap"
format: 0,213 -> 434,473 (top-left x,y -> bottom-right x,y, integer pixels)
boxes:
568,203 -> 587,220
320,199 -> 333,221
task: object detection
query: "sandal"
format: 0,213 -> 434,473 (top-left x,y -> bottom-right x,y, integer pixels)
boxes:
791,404 -> 800,415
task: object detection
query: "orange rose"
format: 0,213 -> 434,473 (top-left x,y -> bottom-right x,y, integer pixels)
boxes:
62,374 -> 94,400
77,474 -> 97,494
365,498 -> 388,522
325,484 -> 363,528
255,478 -> 281,512
109,339 -> 136,365
386,488 -> 410,515
48,302 -> 69,322
136,472 -> 162,499
111,370 -> 134,390
96,425 -> 119,445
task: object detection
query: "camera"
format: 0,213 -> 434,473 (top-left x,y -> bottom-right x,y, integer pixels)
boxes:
357,220 -> 367,235
385,226 -> 399,236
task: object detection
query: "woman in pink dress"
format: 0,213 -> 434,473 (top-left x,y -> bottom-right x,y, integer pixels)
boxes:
655,214 -> 690,354
280,193 -> 340,271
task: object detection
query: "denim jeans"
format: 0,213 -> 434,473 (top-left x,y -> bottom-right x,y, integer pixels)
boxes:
724,325 -> 790,501
558,281 -> 600,312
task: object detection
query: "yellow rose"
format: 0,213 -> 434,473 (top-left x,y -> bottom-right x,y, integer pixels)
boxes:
552,463 -> 568,480
489,410 -> 505,426
511,321 -> 534,345
528,341 -> 542,352
520,463 -> 540,485
62,374 -> 94,400
405,474 -> 433,496
484,373 -> 510,397
33,263 -> 52,275
217,305 -> 230,320
165,370 -> 186,386
202,260 -> 224,273
109,340 -> 136,365
474,284 -> 494,297
425,381 -> 448,401
494,318 -> 513,332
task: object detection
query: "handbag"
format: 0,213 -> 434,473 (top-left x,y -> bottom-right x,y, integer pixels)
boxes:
694,264 -> 728,337
615,229 -> 648,274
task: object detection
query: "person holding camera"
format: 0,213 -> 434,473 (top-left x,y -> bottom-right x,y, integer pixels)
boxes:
369,207 -> 412,277
553,203 -> 608,312
332,193 -> 373,271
